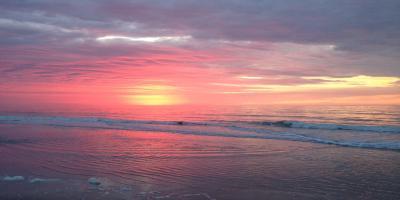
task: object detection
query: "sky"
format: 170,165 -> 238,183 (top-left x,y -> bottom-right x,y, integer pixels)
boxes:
0,0 -> 399,107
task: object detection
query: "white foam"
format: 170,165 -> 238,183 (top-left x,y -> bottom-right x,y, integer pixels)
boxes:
120,186 -> 133,191
280,120 -> 400,133
1,115 -> 399,150
3,176 -> 24,181
29,178 -> 59,183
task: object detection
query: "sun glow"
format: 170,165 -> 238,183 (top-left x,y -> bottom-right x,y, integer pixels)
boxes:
123,84 -> 184,105
127,94 -> 182,105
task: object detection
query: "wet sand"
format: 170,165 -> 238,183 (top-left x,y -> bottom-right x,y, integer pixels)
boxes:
1,124 -> 400,200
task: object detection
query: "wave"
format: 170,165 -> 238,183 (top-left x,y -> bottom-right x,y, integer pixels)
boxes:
1,176 -> 60,183
260,120 -> 400,133
0,115 -> 399,150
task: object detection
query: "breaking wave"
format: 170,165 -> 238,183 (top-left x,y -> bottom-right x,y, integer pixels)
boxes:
260,120 -> 400,133
0,115 -> 399,150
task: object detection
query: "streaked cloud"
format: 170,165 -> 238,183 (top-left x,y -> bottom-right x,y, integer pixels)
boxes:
214,75 -> 400,93
96,35 -> 192,43
303,76 -> 400,88
1,0 -> 399,105
237,76 -> 264,80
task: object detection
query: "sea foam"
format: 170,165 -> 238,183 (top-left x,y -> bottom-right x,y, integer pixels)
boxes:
1,115 -> 399,150
261,120 -> 400,133
3,176 -> 25,181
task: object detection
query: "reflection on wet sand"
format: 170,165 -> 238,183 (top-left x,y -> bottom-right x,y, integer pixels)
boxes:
1,124 -> 400,199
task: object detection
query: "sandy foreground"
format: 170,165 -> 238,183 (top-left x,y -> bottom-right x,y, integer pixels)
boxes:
0,124 -> 400,200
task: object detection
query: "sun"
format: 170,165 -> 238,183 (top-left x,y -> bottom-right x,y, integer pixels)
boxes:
123,84 -> 184,106
127,94 -> 182,106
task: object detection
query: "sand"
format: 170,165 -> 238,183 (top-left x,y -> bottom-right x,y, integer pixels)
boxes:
1,124 -> 400,199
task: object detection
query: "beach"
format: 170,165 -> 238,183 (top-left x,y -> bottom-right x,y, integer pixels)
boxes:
1,123 -> 400,200
2,0 -> 400,199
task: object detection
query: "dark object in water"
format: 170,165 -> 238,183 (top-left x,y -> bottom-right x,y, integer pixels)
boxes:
88,177 -> 101,186
261,121 -> 292,127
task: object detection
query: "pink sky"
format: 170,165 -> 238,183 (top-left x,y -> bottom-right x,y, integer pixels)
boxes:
0,1 -> 399,107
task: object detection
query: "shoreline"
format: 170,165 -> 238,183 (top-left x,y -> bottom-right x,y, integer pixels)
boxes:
1,124 -> 400,199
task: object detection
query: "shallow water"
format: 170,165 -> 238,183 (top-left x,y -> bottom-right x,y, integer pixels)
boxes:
1,124 -> 400,199
1,105 -> 399,125
1,105 -> 400,199
1,106 -> 399,150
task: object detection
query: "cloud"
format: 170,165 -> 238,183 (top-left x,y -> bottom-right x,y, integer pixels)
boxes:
237,76 -> 264,80
213,75 -> 400,94
0,0 -> 399,87
1,0 -> 399,49
96,35 -> 191,43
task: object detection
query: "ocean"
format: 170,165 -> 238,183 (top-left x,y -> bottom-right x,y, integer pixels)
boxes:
0,105 -> 400,199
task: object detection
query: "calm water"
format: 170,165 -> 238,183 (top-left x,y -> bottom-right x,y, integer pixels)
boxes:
1,105 -> 400,150
1,105 -> 400,199
2,104 -> 399,125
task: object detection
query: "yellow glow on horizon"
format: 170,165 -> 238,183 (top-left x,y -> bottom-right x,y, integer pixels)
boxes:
127,94 -> 182,105
274,94 -> 400,105
215,75 -> 400,93
123,84 -> 184,105
302,75 -> 399,88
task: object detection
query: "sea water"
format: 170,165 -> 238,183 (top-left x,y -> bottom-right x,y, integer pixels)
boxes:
1,105 -> 399,150
0,105 -> 400,199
